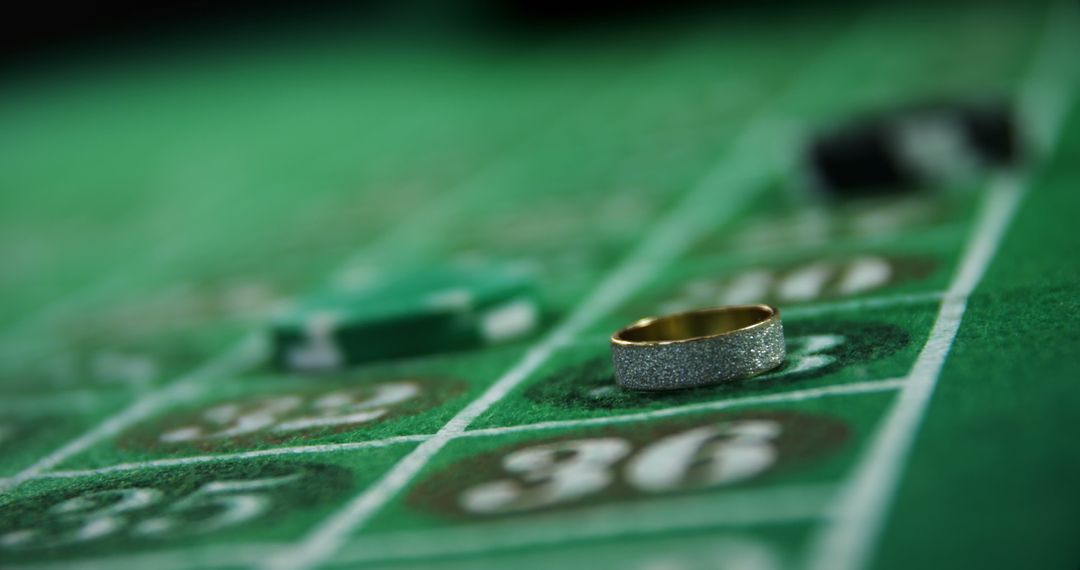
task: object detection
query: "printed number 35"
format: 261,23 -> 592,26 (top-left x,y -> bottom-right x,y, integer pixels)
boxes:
1,473 -> 300,549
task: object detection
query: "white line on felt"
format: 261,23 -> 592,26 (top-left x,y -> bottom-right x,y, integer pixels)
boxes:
805,5 -> 1080,569
336,483 -> 835,565
566,290 -> 947,348
0,71 -> 554,357
4,543 -> 281,570
780,290 -> 945,319
261,17 -> 886,570
462,379 -> 905,439
805,176 -> 1026,570
0,336 -> 264,494
259,138 -> 784,570
3,485 -> 829,570
726,219 -> 970,263
0,286 -> 939,418
35,434 -> 429,480
23,378 -> 896,482
1,97 -> 616,496
333,39 -> 704,277
0,37 -> 723,498
22,378 -> 896,481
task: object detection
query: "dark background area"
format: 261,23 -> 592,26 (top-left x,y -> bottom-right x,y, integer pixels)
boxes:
2,0 -> 812,75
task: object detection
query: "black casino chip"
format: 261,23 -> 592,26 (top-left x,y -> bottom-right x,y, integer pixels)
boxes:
805,100 -> 1023,197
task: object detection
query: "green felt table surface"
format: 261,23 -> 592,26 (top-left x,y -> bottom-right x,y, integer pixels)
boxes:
0,1 -> 1078,569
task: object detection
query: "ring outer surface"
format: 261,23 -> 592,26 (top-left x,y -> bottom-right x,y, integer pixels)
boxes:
609,304 -> 786,391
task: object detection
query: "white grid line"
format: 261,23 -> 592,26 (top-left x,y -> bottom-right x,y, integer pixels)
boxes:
805,3 -> 1080,568
259,129 -> 789,570
807,175 -> 1026,570
3,543 -> 280,570
11,377 -> 899,483
0,50 -> 595,361
723,219 -> 969,262
0,286 -> 942,418
37,434 -> 431,481
566,289 -> 949,348
0,336 -> 263,493
779,291 -> 944,319
0,47 -> 695,497
0,288 -> 940,412
2,483 -> 832,570
260,12 -> 886,568
462,379 -> 904,438
334,483 -> 835,565
2,7 -> 1059,570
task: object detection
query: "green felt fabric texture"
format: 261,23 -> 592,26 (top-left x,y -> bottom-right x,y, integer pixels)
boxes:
0,2 -> 1075,569
877,104 -> 1080,570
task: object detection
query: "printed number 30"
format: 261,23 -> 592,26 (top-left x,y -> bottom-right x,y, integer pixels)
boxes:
460,420 -> 780,514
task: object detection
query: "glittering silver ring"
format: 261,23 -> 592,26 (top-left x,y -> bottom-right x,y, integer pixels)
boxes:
610,305 -> 785,391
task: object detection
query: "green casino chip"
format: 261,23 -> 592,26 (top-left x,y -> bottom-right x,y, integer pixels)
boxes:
270,262 -> 541,371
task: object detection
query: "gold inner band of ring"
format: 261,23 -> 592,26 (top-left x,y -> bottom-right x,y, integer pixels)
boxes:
611,304 -> 780,346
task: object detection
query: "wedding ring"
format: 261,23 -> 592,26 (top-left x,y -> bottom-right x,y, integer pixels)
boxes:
610,304 -> 785,391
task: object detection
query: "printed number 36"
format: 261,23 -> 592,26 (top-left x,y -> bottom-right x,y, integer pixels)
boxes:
460,420 -> 780,514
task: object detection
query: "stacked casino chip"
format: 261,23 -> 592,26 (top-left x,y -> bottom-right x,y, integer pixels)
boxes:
271,261 -> 541,372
